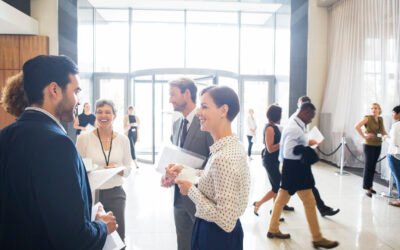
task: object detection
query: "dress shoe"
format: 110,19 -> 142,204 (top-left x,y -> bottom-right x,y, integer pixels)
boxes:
267,231 -> 291,239
370,189 -> 377,194
366,191 -> 373,198
389,200 -> 400,207
320,207 -> 340,217
283,205 -> 295,211
312,238 -> 339,249
253,202 -> 260,216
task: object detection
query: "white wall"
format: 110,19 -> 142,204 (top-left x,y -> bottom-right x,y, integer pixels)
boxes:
31,0 -> 59,55
307,0 -> 329,127
0,1 -> 38,34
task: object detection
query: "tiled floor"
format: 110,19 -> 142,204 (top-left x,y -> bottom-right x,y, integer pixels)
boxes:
122,159 -> 400,250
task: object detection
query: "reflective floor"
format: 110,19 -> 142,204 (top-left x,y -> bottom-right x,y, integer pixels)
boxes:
122,159 -> 400,250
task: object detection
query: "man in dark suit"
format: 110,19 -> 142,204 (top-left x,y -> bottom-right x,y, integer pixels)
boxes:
163,78 -> 213,250
0,55 -> 117,249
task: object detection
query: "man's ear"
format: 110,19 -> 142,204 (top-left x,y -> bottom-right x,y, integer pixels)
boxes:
47,82 -> 60,98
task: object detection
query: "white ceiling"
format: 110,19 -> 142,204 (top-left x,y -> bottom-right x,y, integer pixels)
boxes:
88,0 -> 282,13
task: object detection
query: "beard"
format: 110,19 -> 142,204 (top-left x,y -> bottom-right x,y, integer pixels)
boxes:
56,95 -> 76,123
173,101 -> 186,112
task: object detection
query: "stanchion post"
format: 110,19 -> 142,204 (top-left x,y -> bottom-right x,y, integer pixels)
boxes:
336,136 -> 350,176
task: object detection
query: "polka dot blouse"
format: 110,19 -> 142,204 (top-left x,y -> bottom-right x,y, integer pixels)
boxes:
188,135 -> 250,232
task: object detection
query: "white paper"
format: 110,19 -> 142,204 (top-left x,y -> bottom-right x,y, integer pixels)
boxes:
91,202 -> 125,250
175,166 -> 199,183
307,126 -> 325,148
87,167 -> 126,190
81,124 -> 96,134
155,145 -> 206,174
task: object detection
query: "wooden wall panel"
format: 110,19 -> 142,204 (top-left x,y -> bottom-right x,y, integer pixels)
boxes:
19,36 -> 49,67
0,70 -> 19,129
0,35 -> 48,129
0,35 -> 20,70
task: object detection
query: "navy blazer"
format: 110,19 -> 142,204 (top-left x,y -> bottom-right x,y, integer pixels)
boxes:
0,110 -> 107,249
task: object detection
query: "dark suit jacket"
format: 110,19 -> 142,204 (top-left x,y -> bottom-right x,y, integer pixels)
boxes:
0,110 -> 107,250
171,115 -> 213,208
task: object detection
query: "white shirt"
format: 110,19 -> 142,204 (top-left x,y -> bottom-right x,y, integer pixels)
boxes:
246,116 -> 257,136
76,132 -> 132,189
388,121 -> 400,160
188,135 -> 250,232
25,107 -> 66,134
280,116 -> 308,160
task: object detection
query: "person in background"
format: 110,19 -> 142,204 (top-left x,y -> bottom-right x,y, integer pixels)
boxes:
76,99 -> 132,245
74,102 -> 96,135
355,102 -> 387,197
267,103 -> 339,249
253,104 -> 293,217
161,78 -> 213,250
291,95 -> 340,217
0,55 -> 116,249
124,106 -> 140,169
387,105 -> 400,207
246,108 -> 257,160
170,86 -> 250,250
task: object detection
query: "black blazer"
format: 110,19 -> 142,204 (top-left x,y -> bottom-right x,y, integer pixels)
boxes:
0,110 -> 107,250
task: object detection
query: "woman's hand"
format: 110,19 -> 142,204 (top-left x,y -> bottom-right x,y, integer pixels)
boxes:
365,133 -> 375,139
166,164 -> 183,177
175,179 -> 193,195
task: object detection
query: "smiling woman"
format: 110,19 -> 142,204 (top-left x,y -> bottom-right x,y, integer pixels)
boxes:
169,85 -> 250,250
76,99 -> 132,245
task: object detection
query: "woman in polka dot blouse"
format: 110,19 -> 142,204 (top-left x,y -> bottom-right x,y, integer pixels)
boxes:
171,85 -> 250,250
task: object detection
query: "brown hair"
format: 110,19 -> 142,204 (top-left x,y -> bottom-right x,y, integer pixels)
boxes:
0,72 -> 28,117
201,86 -> 240,122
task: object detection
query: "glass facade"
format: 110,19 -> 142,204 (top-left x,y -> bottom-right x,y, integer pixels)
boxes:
77,6 -> 290,162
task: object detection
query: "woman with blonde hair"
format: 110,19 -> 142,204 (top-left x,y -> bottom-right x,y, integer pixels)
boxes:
355,103 -> 387,197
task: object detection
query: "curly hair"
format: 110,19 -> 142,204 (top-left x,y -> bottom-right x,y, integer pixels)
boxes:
0,72 -> 29,117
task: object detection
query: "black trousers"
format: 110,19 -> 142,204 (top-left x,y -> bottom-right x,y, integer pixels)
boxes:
247,135 -> 253,157
363,144 -> 382,189
312,186 -> 327,212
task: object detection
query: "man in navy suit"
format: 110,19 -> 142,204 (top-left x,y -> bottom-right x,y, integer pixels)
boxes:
0,55 -> 117,249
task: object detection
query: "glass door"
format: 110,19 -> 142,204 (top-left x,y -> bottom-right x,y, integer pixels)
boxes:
241,78 -> 275,153
93,75 -> 128,135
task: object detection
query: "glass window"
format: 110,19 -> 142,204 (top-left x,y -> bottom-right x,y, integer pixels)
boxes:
78,8 -> 94,73
77,78 -> 92,114
186,11 -> 239,72
131,10 -> 184,71
95,9 -> 129,72
240,12 -> 275,74
275,13 -> 290,76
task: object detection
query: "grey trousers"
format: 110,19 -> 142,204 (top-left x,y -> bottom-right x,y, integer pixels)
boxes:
98,186 -> 126,243
174,199 -> 196,250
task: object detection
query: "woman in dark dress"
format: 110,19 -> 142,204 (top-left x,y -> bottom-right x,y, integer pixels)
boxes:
124,106 -> 140,168
253,105 -> 293,216
73,102 -> 95,135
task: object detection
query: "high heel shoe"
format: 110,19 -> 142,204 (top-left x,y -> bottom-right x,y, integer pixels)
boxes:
253,202 -> 260,216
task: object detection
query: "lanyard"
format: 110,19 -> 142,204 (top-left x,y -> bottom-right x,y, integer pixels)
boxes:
96,128 -> 113,166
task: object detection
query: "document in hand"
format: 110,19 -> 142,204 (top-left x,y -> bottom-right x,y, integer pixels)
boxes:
307,126 -> 325,148
87,167 -> 126,190
91,203 -> 125,250
156,145 -> 206,174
